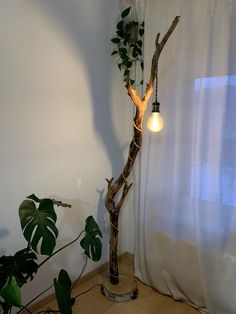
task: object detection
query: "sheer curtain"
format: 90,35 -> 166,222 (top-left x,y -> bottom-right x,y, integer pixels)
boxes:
134,1 -> 236,313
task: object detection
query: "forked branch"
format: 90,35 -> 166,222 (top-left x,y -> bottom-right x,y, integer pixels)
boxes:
106,16 -> 180,284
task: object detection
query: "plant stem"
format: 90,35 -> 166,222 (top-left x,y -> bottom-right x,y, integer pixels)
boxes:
71,254 -> 88,292
16,231 -> 85,313
38,231 -> 84,269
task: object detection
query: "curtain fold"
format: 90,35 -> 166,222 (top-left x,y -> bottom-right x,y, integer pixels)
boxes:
134,1 -> 236,313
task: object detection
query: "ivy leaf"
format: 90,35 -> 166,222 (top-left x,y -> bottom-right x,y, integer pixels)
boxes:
54,269 -> 72,314
111,37 -> 120,44
123,71 -> 130,83
117,20 -> 124,30
124,69 -> 130,77
130,79 -> 135,85
111,9 -> 145,81
126,60 -> 132,68
137,47 -> 142,56
137,40 -> 142,47
122,56 -> 130,67
19,198 -> 58,255
122,56 -> 129,66
80,216 -> 102,261
121,7 -> 131,19
124,32 -> 131,45
111,50 -> 118,55
118,47 -> 127,56
116,30 -> 124,38
139,28 -> 144,36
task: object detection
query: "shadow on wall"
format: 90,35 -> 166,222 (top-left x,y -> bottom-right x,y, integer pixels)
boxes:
30,0 -> 124,176
48,192 -> 109,267
96,188 -> 109,264
29,0 -> 125,262
49,192 -> 109,265
0,228 -> 9,255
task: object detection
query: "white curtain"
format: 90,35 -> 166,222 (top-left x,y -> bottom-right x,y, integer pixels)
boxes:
134,1 -> 236,313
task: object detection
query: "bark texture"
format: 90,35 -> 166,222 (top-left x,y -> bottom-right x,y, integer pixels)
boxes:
106,16 -> 180,285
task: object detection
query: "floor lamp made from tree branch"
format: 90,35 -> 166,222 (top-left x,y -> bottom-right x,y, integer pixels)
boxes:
102,16 -> 180,301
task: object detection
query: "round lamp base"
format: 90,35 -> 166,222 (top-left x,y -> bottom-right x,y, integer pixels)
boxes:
101,274 -> 138,302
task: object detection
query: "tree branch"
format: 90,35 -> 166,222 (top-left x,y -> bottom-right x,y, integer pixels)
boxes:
158,16 -> 180,54
126,83 -> 144,109
105,16 -> 180,215
117,182 -> 133,211
144,16 -> 180,104
106,16 -> 180,284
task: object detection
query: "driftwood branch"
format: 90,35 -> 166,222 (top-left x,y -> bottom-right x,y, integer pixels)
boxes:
144,16 -> 180,104
158,16 -> 180,55
106,16 -> 180,284
117,182 -> 133,211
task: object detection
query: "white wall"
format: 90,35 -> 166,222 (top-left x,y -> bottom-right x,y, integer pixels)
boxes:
0,0 -> 135,305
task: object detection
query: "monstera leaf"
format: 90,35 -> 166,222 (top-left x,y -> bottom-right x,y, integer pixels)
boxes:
0,276 -> 21,307
19,197 -> 58,255
54,269 -> 72,314
80,216 -> 102,261
13,249 -> 38,285
0,249 -> 38,290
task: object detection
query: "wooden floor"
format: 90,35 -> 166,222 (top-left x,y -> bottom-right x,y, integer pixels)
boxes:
31,254 -> 200,314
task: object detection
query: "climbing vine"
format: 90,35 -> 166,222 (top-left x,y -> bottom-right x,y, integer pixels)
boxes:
110,7 -> 144,85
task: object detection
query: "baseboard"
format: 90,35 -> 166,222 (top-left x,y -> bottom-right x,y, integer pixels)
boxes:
28,252 -> 134,312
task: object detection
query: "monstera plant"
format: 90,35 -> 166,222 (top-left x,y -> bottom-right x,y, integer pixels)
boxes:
0,194 -> 102,314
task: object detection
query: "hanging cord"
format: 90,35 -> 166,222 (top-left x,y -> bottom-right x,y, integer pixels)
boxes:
155,63 -> 158,102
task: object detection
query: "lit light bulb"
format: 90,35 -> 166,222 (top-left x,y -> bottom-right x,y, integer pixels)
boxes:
147,102 -> 164,132
147,112 -> 164,132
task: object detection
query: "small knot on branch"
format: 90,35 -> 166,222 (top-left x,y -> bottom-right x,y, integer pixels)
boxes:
105,177 -> 114,188
155,33 -> 160,47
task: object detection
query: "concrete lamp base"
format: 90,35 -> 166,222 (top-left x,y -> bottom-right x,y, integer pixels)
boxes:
101,274 -> 138,302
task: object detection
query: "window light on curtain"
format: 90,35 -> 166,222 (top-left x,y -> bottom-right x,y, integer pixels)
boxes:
134,1 -> 236,314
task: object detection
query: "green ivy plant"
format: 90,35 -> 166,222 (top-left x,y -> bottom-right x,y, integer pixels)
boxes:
0,194 -> 102,314
111,6 -> 144,85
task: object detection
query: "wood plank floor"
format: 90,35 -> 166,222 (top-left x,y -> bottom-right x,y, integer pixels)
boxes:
31,254 -> 200,314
